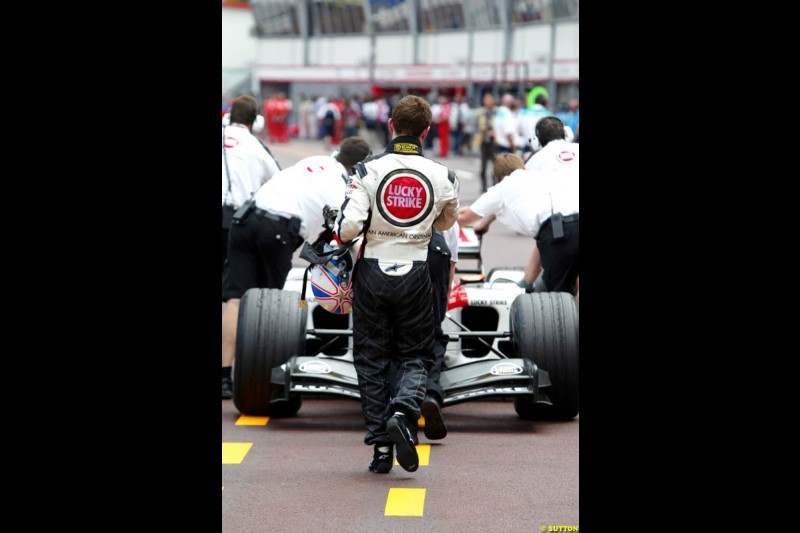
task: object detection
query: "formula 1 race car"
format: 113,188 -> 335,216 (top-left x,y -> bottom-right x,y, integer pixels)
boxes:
232,227 -> 578,422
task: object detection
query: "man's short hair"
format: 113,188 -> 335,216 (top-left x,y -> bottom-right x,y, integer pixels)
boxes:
390,95 -> 431,137
493,153 -> 525,182
335,136 -> 372,169
535,116 -> 567,148
229,95 -> 258,127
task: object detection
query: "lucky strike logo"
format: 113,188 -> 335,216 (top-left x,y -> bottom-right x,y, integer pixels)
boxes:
223,136 -> 239,149
376,170 -> 434,227
557,150 -> 576,163
382,176 -> 427,219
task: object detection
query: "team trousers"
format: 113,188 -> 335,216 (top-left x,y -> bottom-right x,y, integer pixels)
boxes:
536,215 -> 579,295
425,231 -> 452,404
221,210 -> 303,301
352,258 -> 435,445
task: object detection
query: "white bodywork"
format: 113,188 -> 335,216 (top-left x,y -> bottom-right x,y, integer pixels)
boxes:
282,263 -> 526,370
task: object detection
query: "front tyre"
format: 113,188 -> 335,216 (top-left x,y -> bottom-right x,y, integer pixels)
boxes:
511,292 -> 578,420
233,289 -> 307,416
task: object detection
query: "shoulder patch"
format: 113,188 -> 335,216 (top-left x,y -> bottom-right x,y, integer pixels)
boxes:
447,169 -> 457,184
354,162 -> 367,179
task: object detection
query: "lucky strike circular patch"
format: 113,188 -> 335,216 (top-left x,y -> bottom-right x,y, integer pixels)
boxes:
376,169 -> 433,227
557,150 -> 576,163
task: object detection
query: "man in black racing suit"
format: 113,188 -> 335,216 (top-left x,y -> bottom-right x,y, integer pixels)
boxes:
334,95 -> 460,474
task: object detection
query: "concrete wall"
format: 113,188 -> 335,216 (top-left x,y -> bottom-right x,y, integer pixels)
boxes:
222,6 -> 258,70
418,32 -> 470,65
223,7 -> 579,87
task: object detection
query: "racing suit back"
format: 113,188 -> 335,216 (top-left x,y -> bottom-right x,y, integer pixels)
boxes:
333,135 -> 460,445
336,135 -> 460,268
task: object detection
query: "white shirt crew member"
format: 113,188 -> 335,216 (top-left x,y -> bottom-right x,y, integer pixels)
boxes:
492,106 -> 520,150
518,105 -> 553,151
222,123 -> 281,208
316,101 -> 342,122
469,167 -> 579,238
253,155 -> 348,241
524,139 -> 580,171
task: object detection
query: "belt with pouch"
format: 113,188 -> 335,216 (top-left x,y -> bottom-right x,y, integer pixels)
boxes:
539,213 -> 578,241
253,206 -> 301,226
252,205 -> 303,237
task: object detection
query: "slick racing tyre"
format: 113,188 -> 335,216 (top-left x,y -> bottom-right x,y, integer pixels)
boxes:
511,292 -> 578,420
233,289 -> 306,416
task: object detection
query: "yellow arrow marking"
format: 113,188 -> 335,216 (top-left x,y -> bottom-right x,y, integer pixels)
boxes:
235,415 -> 269,426
222,442 -> 253,464
385,488 -> 426,516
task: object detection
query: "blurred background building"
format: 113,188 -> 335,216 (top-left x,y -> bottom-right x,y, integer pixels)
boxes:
222,0 -> 578,108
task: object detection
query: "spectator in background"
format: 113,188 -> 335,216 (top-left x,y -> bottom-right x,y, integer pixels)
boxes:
314,96 -> 327,140
476,92 -> 497,192
266,92 -> 292,143
518,93 -> 553,159
449,93 -> 470,156
317,97 -> 342,149
375,96 -> 391,147
361,96 -> 379,148
298,94 -> 315,140
556,99 -> 579,141
431,95 -> 451,158
493,94 -> 520,156
424,94 -> 438,151
343,97 -> 362,139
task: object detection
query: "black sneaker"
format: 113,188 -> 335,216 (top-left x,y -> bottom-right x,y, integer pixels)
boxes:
421,396 -> 447,440
368,444 -> 393,474
409,417 -> 420,446
386,413 -> 419,472
222,376 -> 233,400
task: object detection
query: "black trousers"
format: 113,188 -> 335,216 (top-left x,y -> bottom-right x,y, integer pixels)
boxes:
221,210 -> 303,302
536,216 -> 579,294
426,231 -> 452,404
479,142 -> 495,192
222,205 -> 236,277
352,258 -> 435,445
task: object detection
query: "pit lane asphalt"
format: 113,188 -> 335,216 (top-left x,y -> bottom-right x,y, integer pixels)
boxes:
221,135 -> 579,532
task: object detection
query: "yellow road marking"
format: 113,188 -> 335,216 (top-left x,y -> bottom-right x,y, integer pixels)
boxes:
235,415 -> 269,426
222,442 -> 253,464
394,444 -> 430,466
385,488 -> 426,516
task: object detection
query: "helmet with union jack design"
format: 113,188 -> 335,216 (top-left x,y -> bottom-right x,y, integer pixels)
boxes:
308,238 -> 362,315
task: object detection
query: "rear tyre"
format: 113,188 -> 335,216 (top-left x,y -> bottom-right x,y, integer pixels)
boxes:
233,289 -> 307,416
510,292 -> 578,420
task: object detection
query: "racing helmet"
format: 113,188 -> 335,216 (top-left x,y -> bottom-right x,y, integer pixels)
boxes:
309,239 -> 362,315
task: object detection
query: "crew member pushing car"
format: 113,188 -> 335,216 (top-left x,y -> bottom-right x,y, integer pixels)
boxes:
221,137 -> 372,399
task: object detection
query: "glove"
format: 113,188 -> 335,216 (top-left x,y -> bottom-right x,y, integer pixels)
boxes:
516,278 -> 535,293
322,205 -> 339,231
